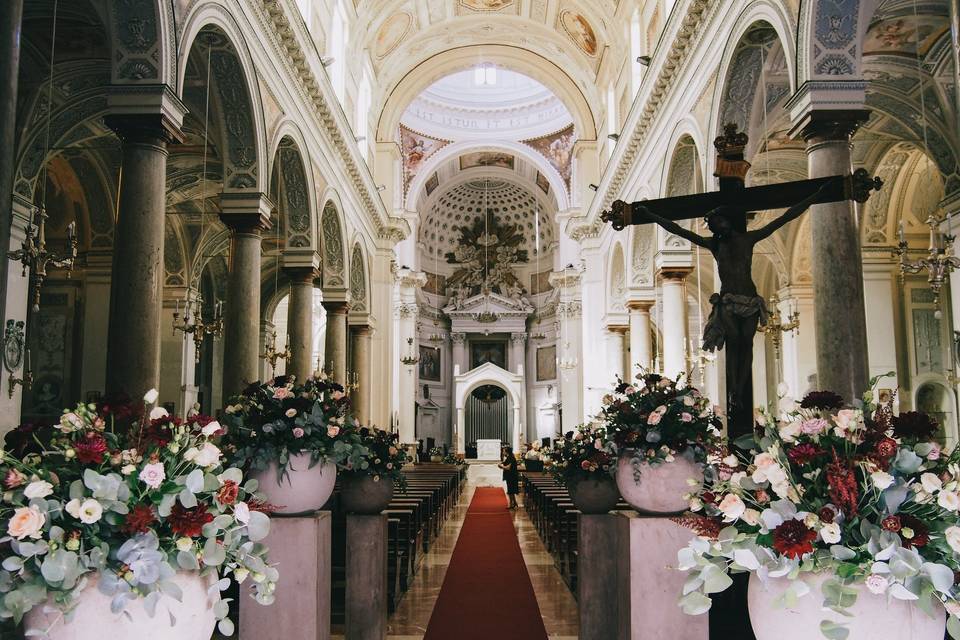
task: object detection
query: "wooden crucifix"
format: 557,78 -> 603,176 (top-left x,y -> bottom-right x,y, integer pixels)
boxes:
602,124 -> 883,438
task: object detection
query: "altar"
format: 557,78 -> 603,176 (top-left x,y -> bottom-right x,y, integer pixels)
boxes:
476,439 -> 503,461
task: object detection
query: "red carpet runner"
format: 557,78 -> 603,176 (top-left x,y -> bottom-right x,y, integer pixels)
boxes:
424,487 -> 549,640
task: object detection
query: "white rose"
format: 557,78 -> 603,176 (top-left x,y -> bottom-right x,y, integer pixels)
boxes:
176,537 -> 194,552
143,389 -> 159,404
192,442 -> 222,468
121,464 -> 136,476
234,501 -> 251,524
778,420 -> 802,442
183,447 -> 199,462
865,574 -> 889,595
65,498 -> 82,519
871,471 -> 895,491
729,472 -> 746,488
944,526 -> 960,553
820,522 -> 841,544
939,491 -> 960,512
201,421 -> 222,437
717,494 -> 746,522
23,480 -> 54,500
722,455 -> 739,468
688,497 -> 704,512
149,406 -> 169,421
754,453 -> 776,468
77,499 -> 103,524
921,472 -> 943,494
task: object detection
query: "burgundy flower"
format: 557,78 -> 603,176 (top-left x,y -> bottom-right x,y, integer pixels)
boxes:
891,412 -> 939,441
826,453 -> 859,518
818,505 -> 837,524
75,433 -> 108,464
881,515 -> 901,532
800,391 -> 844,411
168,504 -> 214,538
672,514 -> 723,540
897,514 -> 929,548
772,519 -> 818,558
216,480 -> 239,506
121,505 -> 156,534
787,444 -> 825,466
875,437 -> 898,459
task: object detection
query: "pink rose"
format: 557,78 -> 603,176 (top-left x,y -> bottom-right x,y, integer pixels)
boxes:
327,426 -> 340,438
681,413 -> 693,422
928,443 -> 942,461
273,387 -> 292,400
3,468 -> 26,489
293,427 -> 305,438
138,462 -> 166,489
800,418 -> 828,435
8,506 -> 45,540
647,412 -> 663,425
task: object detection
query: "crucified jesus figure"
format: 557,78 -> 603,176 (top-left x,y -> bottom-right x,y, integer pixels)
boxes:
606,176 -> 841,431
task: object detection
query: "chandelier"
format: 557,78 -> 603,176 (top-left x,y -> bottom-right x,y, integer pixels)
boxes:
261,329 -> 291,375
895,215 -> 960,316
400,338 -> 420,366
172,295 -> 224,362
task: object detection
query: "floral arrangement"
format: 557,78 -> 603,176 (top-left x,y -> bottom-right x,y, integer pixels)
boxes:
0,391 -> 275,635
676,386 -> 960,638
544,423 -> 617,488
221,374 -> 352,481
441,452 -> 465,466
600,374 -> 720,478
339,426 -> 408,490
428,447 -> 444,459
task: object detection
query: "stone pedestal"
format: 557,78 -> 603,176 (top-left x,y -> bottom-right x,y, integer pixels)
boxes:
104,112 -> 183,400
794,110 -> 870,401
241,512 -> 331,640
616,513 -> 708,640
322,301 -> 348,383
578,515 -> 620,640
345,514 -> 387,640
287,268 -> 318,382
628,300 -> 654,378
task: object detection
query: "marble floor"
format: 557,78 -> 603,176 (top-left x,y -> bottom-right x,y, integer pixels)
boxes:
376,463 -> 579,639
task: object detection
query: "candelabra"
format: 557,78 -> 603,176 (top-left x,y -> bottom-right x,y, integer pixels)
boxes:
895,215 -> 960,314
558,341 -> 578,370
172,295 -> 224,362
7,345 -> 32,399
262,330 -> 291,374
8,209 -> 78,312
344,370 -> 359,393
400,338 -> 420,366
756,294 -> 800,364
685,339 -> 717,387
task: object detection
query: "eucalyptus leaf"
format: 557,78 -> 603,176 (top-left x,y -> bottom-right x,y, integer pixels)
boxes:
819,620 -> 850,640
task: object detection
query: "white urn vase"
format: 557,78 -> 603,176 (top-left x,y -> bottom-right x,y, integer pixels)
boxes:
747,573 -> 946,640
252,454 -> 337,514
615,449 -> 702,514
25,572 -> 218,640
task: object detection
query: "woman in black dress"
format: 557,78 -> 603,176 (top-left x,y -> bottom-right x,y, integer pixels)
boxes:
498,446 -> 519,509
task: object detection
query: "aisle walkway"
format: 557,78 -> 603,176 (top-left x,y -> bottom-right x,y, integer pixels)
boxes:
388,466 -> 578,639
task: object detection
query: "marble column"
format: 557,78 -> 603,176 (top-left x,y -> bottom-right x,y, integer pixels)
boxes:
286,268 -> 318,382
396,268 -> 425,445
0,0 -> 23,324
509,332 -> 527,374
220,192 -> 272,399
322,301 -> 348,383
606,326 -> 628,383
550,267 -> 584,433
451,333 -> 467,373
660,269 -> 691,379
350,325 -> 371,424
627,300 -> 653,379
795,111 -> 870,401
104,112 -> 183,400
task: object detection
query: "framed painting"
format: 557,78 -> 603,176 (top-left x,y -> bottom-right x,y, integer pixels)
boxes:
419,345 -> 441,381
471,342 -> 506,369
536,345 -> 557,381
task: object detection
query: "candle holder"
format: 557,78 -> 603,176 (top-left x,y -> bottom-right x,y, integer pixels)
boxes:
7,338 -> 32,399
895,215 -> 960,314
8,209 -> 78,312
686,340 -> 717,387
400,338 -> 420,367
344,370 -> 359,393
756,293 -> 800,364
262,330 -> 291,374
172,294 -> 224,362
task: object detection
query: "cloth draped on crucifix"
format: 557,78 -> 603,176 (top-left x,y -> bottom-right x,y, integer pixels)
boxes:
601,124 -> 882,438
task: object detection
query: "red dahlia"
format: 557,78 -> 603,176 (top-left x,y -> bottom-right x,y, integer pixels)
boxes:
787,444 -> 825,466
216,480 -> 239,506
168,503 -> 214,538
818,505 -> 837,524
800,391 -> 844,411
875,437 -> 898,459
75,433 -> 108,464
121,505 -> 156,534
772,519 -> 818,559
897,514 -> 929,549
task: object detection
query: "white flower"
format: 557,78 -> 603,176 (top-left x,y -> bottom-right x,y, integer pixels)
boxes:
717,494 -> 746,522
234,502 -> 251,524
77,499 -> 103,524
234,567 -> 250,584
742,509 -> 761,526
65,498 -> 82,519
176,537 -> 194,552
143,389 -> 159,404
148,406 -> 169,421
871,471 -> 895,491
688,497 -> 704,512
729,472 -> 746,488
285,408 -> 297,418
921,472 -> 943,494
58,412 -> 84,433
939,491 -> 960,512
820,522 -> 841,544
191,442 -> 222,468
944,526 -> 960,553
121,464 -> 136,476
722,455 -> 739,468
201,420 -> 222,437
865,574 -> 889,595
23,480 -> 54,500
7,506 -> 45,540
778,420 -> 802,442
139,462 -> 166,489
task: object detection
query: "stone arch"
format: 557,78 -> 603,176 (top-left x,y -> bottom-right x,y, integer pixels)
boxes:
608,242 -> 627,314
178,9 -> 267,192
107,0 -> 177,86
376,44 -> 598,144
269,131 -> 316,253
659,135 -> 704,250
349,243 -> 369,314
797,0 -> 879,84
320,198 -> 348,290
862,144 -> 944,246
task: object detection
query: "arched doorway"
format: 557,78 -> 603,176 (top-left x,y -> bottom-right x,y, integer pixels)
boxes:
454,362 -> 524,455
464,383 -> 512,456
